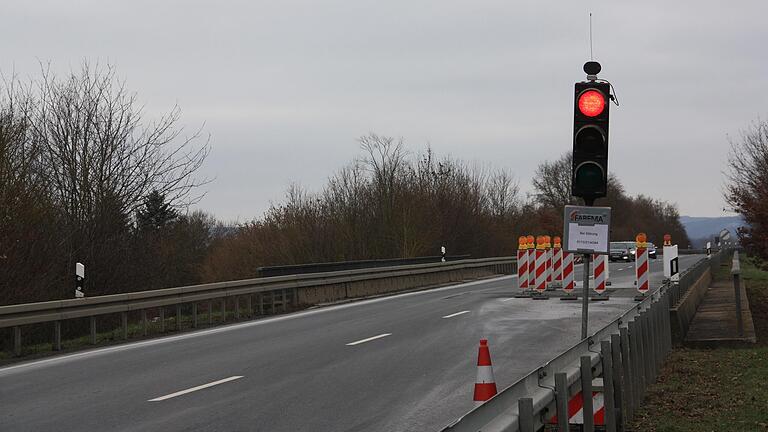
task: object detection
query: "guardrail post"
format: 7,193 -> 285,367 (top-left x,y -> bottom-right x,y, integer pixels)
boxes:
258,294 -> 264,315
220,298 -> 226,322
247,295 -> 253,318
53,320 -> 62,351
619,327 -> 634,420
555,372 -> 569,432
580,355 -> 594,432
141,310 -> 148,336
628,320 -> 644,403
656,299 -> 665,365
733,264 -> 744,337
13,326 -> 21,356
90,316 -> 97,344
282,289 -> 288,312
160,307 -> 165,333
235,296 -> 240,321
640,312 -> 654,384
176,304 -> 182,331
192,303 -> 198,328
650,303 -> 660,372
122,312 -> 128,340
208,300 -> 213,325
518,397 -> 535,432
271,292 -> 276,313
601,340 -> 617,432
610,334 -> 625,429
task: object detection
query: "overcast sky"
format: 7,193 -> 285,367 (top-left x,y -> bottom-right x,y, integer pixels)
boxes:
2,1 -> 766,221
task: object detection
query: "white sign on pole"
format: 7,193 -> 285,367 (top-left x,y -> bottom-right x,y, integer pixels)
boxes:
75,262 -> 85,298
663,245 -> 679,281
563,205 -> 611,255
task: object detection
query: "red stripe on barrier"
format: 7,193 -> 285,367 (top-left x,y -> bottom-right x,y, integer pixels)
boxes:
562,264 -> 572,278
638,259 -> 648,275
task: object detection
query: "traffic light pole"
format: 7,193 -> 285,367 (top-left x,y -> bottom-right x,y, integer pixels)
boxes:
581,253 -> 590,340
581,197 -> 595,340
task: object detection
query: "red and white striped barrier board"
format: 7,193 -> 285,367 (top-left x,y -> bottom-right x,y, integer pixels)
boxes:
562,251 -> 575,293
546,246 -> 553,285
473,339 -> 497,404
527,248 -> 536,289
517,249 -> 528,290
549,391 -> 606,425
535,248 -> 547,293
635,247 -> 649,294
553,247 -> 563,284
592,254 -> 607,294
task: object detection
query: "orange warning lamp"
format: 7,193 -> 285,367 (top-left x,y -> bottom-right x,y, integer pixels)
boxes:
663,234 -> 672,246
636,232 -> 648,248
536,236 -> 545,249
553,236 -> 562,248
518,236 -> 527,249
527,235 -> 535,249
544,235 -> 551,248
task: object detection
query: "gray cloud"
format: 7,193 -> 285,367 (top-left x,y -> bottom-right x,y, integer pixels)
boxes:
2,0 -> 765,220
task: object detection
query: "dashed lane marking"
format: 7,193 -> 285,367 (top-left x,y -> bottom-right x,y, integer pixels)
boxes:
148,376 -> 244,402
346,333 -> 392,346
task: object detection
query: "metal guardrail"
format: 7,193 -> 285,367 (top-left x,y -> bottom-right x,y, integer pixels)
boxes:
441,252 -> 722,432
257,255 -> 472,277
1,257 -> 515,356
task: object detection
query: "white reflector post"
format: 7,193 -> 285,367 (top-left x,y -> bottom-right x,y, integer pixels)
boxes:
75,262 -> 85,298
663,245 -> 679,282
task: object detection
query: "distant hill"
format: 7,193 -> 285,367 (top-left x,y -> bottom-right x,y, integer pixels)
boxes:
680,215 -> 744,247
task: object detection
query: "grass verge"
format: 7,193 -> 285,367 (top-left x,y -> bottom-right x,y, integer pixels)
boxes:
630,255 -> 768,431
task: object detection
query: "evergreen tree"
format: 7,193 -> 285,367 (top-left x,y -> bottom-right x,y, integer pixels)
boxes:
136,190 -> 178,231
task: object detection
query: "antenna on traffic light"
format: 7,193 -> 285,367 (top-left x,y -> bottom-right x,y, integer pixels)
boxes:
589,12 -> 594,61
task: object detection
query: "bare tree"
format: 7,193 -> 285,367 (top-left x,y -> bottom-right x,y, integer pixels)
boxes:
725,119 -> 768,258
24,61 -> 210,225
532,152 -> 575,209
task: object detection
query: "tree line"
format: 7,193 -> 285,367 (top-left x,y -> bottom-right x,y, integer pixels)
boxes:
201,137 -> 691,283
0,64 -> 691,305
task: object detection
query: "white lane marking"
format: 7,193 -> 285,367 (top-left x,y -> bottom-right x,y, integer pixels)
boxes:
442,310 -> 470,319
148,376 -> 243,402
0,255 -> 705,376
501,297 -> 517,302
346,333 -> 392,346
0,276 -> 514,376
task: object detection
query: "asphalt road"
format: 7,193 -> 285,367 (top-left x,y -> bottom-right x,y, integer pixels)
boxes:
0,255 -> 704,432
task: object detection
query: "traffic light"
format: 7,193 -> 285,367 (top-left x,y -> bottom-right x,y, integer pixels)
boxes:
572,80 -> 610,202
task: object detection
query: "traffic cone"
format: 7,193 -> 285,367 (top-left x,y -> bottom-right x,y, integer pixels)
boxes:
473,339 -> 498,404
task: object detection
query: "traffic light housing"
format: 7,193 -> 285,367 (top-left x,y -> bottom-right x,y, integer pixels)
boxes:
572,81 -> 610,202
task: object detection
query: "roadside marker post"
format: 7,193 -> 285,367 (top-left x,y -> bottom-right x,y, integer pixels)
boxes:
517,236 -> 529,292
662,234 -> 679,283
552,237 -> 563,289
560,249 -> 577,300
473,339 -> 498,405
545,236 -> 554,290
526,235 -> 536,290
75,263 -> 85,299
591,253 -> 610,301
532,236 -> 549,300
548,391 -> 606,427
634,233 -> 650,301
